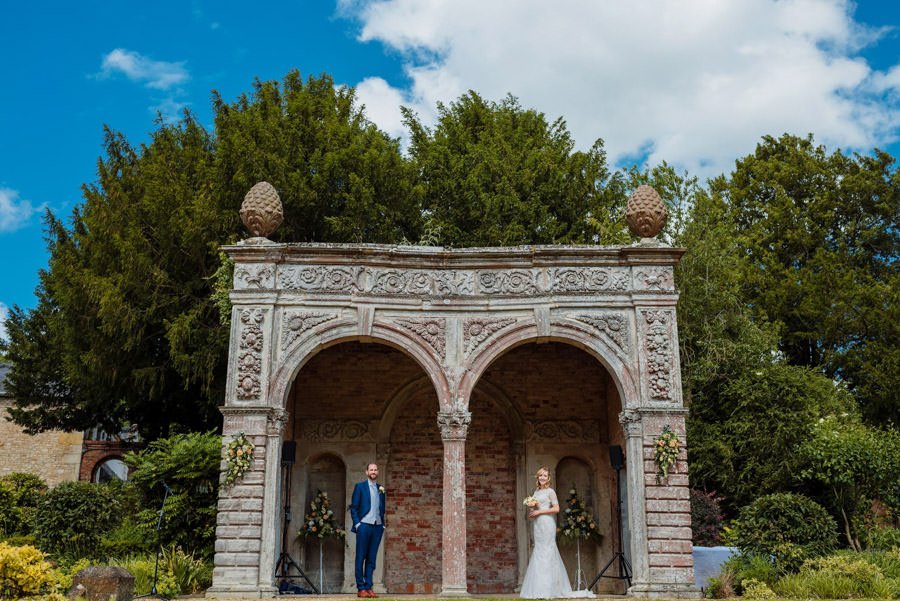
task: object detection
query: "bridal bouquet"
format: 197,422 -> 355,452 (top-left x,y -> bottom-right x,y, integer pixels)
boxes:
522,495 -> 539,508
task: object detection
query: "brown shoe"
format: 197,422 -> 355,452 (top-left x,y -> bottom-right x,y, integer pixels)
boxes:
357,591 -> 368,598
367,591 -> 378,598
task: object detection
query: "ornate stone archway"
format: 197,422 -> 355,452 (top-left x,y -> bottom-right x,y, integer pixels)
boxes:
208,238 -> 698,599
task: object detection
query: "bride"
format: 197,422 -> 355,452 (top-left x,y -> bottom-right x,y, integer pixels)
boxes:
520,467 -> 594,599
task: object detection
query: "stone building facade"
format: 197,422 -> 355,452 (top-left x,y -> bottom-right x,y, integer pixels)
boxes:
208,241 -> 698,598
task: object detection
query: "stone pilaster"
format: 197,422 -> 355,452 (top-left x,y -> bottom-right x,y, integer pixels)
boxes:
438,409 -> 471,597
620,409 -> 650,592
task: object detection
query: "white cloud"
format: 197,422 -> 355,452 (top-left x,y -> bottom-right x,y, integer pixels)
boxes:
99,48 -> 189,90
0,188 -> 42,233
343,0 -> 900,179
0,302 -> 7,342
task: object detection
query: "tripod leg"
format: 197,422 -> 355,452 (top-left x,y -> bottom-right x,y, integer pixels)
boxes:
587,552 -> 618,590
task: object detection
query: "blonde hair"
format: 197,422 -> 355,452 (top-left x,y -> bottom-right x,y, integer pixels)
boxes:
534,466 -> 551,490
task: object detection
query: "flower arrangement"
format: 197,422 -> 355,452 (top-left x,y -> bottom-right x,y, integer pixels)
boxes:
523,495 -> 539,508
298,490 -> 346,541
560,486 -> 602,542
654,425 -> 682,483
223,432 -> 254,488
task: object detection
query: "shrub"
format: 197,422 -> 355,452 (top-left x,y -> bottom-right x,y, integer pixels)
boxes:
108,547 -> 212,596
34,482 -> 121,558
731,492 -> 837,571
0,483 -> 16,537
722,553 -> 778,592
774,553 -> 895,599
704,565 -> 734,599
0,542 -> 54,598
100,518 -> 155,557
691,489 -> 724,546
865,527 -> 900,552
0,473 -> 48,538
741,578 -> 775,599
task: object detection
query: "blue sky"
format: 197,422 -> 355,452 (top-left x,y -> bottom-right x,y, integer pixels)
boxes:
1,0 -> 899,335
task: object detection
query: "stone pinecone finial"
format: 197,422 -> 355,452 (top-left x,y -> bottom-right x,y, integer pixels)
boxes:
626,184 -> 667,239
240,181 -> 284,238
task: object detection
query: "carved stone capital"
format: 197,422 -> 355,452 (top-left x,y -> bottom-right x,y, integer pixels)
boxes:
619,409 -> 643,437
266,408 -> 289,436
437,410 -> 472,441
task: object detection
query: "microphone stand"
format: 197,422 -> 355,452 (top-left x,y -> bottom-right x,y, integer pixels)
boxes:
136,481 -> 171,600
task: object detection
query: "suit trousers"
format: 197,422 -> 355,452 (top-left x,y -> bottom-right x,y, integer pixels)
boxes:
355,523 -> 383,591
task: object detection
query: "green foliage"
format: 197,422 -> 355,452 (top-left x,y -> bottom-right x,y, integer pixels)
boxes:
0,542 -> 55,598
722,553 -> 779,590
34,482 -> 121,559
798,416 -> 900,550
741,578 -> 776,599
0,484 -> 15,538
865,528 -> 900,553
404,91 -> 628,246
559,485 -> 602,542
124,431 -> 221,556
0,473 -> 48,538
732,493 -> 837,572
713,133 -> 900,425
298,490 -> 346,541
690,489 -> 724,546
775,553 -> 896,598
107,547 -> 212,596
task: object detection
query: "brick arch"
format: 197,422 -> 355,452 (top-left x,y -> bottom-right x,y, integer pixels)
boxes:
270,320 -> 451,413
459,320 -> 638,411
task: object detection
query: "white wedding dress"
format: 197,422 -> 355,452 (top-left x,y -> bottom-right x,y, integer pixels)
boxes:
520,488 -> 595,599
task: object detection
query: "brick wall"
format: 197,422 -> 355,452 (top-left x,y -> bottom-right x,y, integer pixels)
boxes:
0,400 -> 82,486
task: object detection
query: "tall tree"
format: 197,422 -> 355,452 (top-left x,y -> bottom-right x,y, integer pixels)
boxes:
713,134 -> 899,424
1,71 -> 416,439
404,92 -> 628,246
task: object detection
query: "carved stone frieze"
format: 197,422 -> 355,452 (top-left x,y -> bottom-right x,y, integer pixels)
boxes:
550,267 -> 630,292
635,267 -> 674,291
476,270 -> 539,295
570,312 -> 630,353
526,420 -> 602,442
234,264 -> 275,289
299,420 -> 372,442
394,317 -> 446,359
463,317 -> 516,355
236,308 -> 266,400
642,310 -> 674,401
281,311 -> 339,351
438,410 -> 472,440
277,265 -> 363,293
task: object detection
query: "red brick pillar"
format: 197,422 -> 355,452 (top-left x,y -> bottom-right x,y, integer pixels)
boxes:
438,410 -> 471,597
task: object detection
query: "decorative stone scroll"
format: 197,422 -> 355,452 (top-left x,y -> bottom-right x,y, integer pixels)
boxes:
550,267 -> 630,292
642,310 -> 674,401
235,264 -> 275,289
437,410 -> 472,440
634,267 -> 674,291
570,312 -> 630,354
277,265 -> 363,293
236,309 -> 266,400
299,420 -> 371,442
476,270 -> 539,295
281,311 -> 338,351
463,317 -> 516,355
526,420 -> 602,442
393,317 -> 446,359
370,270 -> 476,296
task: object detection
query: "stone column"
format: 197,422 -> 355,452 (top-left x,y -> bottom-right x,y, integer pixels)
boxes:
620,409 -> 649,591
257,408 -> 288,594
438,409 -> 471,597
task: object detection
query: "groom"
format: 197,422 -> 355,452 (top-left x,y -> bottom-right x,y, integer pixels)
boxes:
349,462 -> 385,598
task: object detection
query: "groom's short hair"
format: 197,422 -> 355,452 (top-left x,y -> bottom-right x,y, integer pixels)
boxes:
366,462 -> 378,470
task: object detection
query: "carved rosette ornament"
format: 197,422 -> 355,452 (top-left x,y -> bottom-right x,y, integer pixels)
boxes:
438,410 -> 472,441
240,181 -> 284,238
643,310 -> 674,401
626,184 -> 667,239
571,313 -> 630,353
394,317 -> 446,359
463,317 -> 516,355
277,266 -> 362,293
635,267 -> 674,291
550,267 -> 630,292
477,270 -> 538,295
300,420 -> 371,442
281,311 -> 338,350
237,309 -> 266,400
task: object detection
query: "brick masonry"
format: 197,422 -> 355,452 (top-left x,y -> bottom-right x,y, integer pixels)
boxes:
0,399 -> 82,486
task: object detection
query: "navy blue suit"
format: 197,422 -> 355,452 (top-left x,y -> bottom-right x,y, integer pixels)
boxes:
349,480 -> 385,591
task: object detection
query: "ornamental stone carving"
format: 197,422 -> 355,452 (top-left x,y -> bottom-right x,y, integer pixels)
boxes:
643,310 -> 674,401
550,267 -> 630,292
619,409 -> 642,437
277,266 -> 363,293
240,182 -> 283,238
235,264 -> 275,289
526,420 -> 602,442
626,184 -> 667,239
438,410 -> 472,440
635,267 -> 674,291
393,317 -> 446,359
267,408 -> 289,436
281,311 -> 339,351
477,270 -> 539,295
570,313 -> 630,353
463,317 -> 516,355
236,308 -> 266,400
299,420 -> 371,442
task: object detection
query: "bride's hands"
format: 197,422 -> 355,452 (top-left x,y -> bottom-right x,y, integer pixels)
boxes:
527,508 -> 541,519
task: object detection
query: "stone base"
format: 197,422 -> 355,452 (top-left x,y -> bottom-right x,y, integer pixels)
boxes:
206,585 -> 278,598
629,582 -> 702,598
439,586 -> 471,597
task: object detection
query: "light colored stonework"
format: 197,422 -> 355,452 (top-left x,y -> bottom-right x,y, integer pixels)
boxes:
209,242 -> 699,599
0,399 -> 82,486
